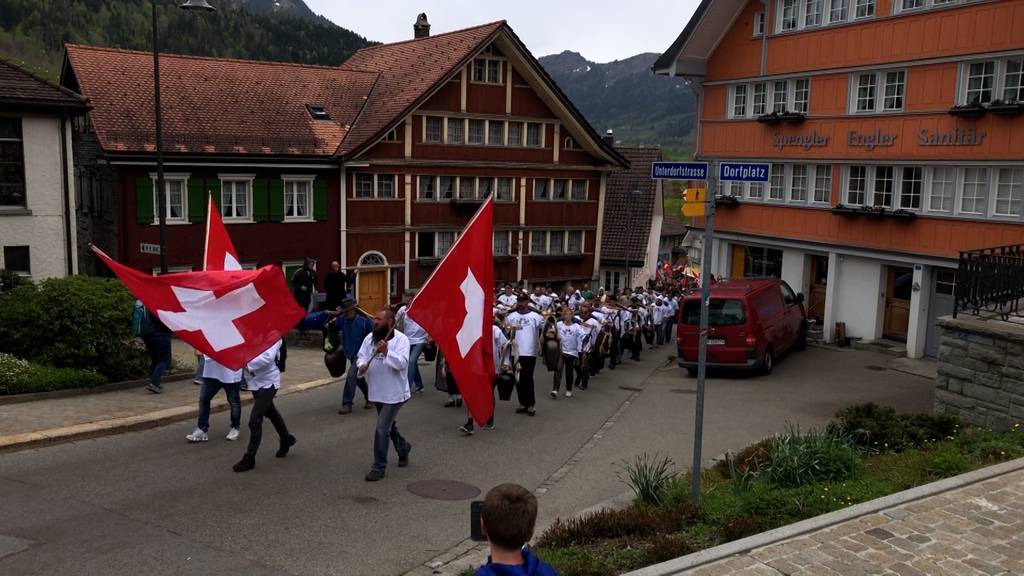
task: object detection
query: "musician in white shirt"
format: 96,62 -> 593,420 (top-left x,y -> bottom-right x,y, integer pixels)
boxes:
578,303 -> 603,385
395,290 -> 429,394
552,308 -> 585,398
357,309 -> 412,482
652,299 -> 667,348
497,284 -> 518,309
505,295 -> 545,417
459,324 -> 511,435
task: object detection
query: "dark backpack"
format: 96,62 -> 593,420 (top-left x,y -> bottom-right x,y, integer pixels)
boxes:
132,300 -> 155,337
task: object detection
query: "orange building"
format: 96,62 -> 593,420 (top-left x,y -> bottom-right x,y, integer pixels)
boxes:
656,0 -> 1024,358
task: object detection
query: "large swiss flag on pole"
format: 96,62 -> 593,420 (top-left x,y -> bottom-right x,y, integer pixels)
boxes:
93,246 -> 304,370
204,194 -> 242,271
407,197 -> 495,425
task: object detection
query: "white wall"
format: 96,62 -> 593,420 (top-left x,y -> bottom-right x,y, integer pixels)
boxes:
780,248 -> 810,296
834,255 -> 885,342
0,116 -> 76,280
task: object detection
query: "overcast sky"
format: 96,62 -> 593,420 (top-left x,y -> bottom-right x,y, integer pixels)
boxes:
304,1 -> 701,63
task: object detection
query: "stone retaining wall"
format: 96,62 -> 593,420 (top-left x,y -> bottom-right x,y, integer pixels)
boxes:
935,315 -> 1024,429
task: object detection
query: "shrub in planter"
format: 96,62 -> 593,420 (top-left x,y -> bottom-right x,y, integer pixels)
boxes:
535,503 -> 698,548
754,424 -> 860,488
831,403 -> 959,452
619,453 -> 676,506
0,353 -> 107,395
0,276 -> 147,382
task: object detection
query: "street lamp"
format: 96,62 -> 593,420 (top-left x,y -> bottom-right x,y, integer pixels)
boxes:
153,0 -> 216,274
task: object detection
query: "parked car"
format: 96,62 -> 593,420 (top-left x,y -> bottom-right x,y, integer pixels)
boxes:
676,278 -> 807,375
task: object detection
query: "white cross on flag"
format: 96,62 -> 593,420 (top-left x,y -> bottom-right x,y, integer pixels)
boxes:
92,246 -> 304,370
407,197 -> 495,425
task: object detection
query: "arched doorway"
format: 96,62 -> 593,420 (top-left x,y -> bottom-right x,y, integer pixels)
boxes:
356,251 -> 389,315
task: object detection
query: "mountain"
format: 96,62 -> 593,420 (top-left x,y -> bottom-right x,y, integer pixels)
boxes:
540,51 -> 694,153
0,0 -> 373,81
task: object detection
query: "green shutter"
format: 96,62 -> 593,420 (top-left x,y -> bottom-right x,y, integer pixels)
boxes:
208,179 -> 222,215
252,179 -> 269,222
136,177 -> 154,224
313,177 -> 327,221
187,178 -> 206,223
268,179 -> 285,222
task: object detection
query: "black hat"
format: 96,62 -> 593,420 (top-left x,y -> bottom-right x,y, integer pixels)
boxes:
340,297 -> 358,311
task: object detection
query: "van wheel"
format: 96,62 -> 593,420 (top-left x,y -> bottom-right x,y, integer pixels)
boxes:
761,347 -> 775,375
686,367 -> 698,377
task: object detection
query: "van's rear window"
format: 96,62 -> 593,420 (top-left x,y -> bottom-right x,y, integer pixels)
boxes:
681,299 -> 746,326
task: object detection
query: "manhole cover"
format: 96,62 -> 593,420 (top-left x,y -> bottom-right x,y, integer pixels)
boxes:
866,365 -> 888,371
618,386 -> 643,392
670,389 -> 696,395
408,479 -> 481,501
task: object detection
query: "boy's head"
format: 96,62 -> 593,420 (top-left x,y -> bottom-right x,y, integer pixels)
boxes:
480,483 -> 537,551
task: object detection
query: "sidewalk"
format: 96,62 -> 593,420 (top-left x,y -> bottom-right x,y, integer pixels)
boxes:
0,339 -> 338,450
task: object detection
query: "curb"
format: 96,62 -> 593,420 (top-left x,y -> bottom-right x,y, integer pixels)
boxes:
0,372 -> 194,406
0,376 -> 339,454
623,456 -> 1024,576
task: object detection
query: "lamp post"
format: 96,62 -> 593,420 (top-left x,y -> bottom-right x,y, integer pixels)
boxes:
153,0 -> 215,274
624,189 -> 638,294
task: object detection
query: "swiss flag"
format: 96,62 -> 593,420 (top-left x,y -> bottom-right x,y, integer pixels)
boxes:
93,246 -> 304,370
204,195 -> 242,271
407,198 -> 495,425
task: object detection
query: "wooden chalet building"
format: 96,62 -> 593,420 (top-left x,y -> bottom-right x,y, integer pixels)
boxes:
62,16 -> 628,313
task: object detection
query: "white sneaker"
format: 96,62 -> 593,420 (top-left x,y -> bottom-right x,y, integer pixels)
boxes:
226,428 -> 240,441
550,390 -> 558,399
565,391 -> 573,398
186,428 -> 208,443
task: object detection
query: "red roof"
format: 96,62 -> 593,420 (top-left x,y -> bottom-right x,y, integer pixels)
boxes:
602,146 -> 663,262
0,58 -> 88,111
64,45 -> 378,156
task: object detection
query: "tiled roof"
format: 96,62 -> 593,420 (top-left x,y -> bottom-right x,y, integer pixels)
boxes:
0,58 -> 88,110
601,146 -> 663,262
64,45 -> 378,156
337,21 -> 505,156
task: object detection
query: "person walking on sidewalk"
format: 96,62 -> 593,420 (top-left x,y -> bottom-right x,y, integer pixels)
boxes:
133,299 -> 171,394
505,294 -> 544,417
186,355 -> 243,443
338,297 -> 374,414
552,307 -> 584,399
358,309 -> 412,482
396,290 -> 429,395
233,340 -> 296,473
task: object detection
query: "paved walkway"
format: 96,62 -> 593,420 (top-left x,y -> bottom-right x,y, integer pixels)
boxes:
680,467 -> 1024,576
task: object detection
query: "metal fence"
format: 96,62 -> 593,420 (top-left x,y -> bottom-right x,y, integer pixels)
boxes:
954,244 -> 1024,319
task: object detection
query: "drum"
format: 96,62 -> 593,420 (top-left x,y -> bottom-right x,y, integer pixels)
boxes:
542,338 -> 561,372
643,324 -> 655,345
422,342 -> 438,362
324,351 -> 347,378
621,331 -> 635,350
495,372 -> 516,401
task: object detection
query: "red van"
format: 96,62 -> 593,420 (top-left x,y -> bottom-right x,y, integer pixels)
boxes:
676,278 -> 807,375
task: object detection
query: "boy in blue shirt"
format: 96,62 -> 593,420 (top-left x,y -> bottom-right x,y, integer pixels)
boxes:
475,483 -> 559,576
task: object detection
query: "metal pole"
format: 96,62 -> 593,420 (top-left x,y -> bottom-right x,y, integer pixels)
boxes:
152,1 -> 168,274
625,192 -> 634,294
691,164 -> 715,507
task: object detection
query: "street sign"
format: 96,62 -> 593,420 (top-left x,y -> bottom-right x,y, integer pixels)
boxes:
682,203 -> 706,217
140,243 -> 163,255
719,162 -> 771,182
682,188 -> 707,217
651,161 -> 709,181
684,188 -> 706,203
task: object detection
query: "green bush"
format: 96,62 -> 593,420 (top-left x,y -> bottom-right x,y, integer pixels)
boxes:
0,353 -> 107,395
535,502 -> 697,549
619,453 -> 677,506
751,424 -> 860,489
0,276 -> 147,382
0,269 -> 26,294
830,403 -> 959,452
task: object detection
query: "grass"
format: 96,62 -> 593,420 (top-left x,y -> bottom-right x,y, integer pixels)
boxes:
533,406 -> 1024,576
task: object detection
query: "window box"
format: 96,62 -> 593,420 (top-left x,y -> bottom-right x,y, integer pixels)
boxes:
987,100 -> 1024,116
756,111 -> 805,124
756,112 -> 785,124
830,204 -> 859,216
948,102 -> 987,118
714,195 -> 740,207
889,209 -> 917,220
830,204 -> 916,220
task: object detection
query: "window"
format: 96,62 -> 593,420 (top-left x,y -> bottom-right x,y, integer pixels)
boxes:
155,177 -> 187,223
3,246 -> 29,275
497,177 -> 514,201
733,85 -> 748,117
847,166 -> 867,205
459,176 -> 477,200
882,71 -> 906,111
439,176 -> 455,200
813,165 -> 832,203
854,73 -> 877,113
567,231 -> 583,254
769,165 -> 785,200
854,0 -> 874,18
781,0 -> 798,30
472,57 -> 503,85
1005,58 -> 1024,102
571,180 -> 587,201
494,232 -> 510,256
899,167 -> 922,210
526,123 -> 543,147
531,231 -> 547,254
748,182 -> 764,200
425,116 -> 442,143
355,174 -> 374,198
377,174 -> 396,199
965,61 -> 995,104
805,0 -> 823,26
437,232 -> 456,256
306,104 -> 330,120
995,168 -> 1024,217
793,79 -> 810,113
873,166 -> 894,208
849,69 -> 905,112
417,232 -> 457,259
284,179 -> 312,220
790,165 -> 808,202
779,0 -> 857,31
753,11 -> 765,37
553,179 -> 568,201
773,81 -> 788,113
752,83 -> 767,115
0,118 -> 25,207
354,174 -> 397,200
730,79 -> 809,118
447,118 -> 465,144
468,119 -> 485,145
382,128 -> 400,142
480,177 -> 495,199
897,0 -> 980,12
960,167 -> 988,214
828,0 -> 848,22
928,167 -> 955,212
419,175 -> 436,200
508,122 -> 524,146
549,231 -> 565,254
533,178 -> 549,200
488,121 -> 505,146
960,59 -> 1024,105
902,0 -> 924,9
739,246 -> 783,278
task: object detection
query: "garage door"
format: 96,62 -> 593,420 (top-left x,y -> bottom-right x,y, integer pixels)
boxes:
925,269 -> 956,358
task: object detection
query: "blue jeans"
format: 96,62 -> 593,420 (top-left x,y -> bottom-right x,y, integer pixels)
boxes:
407,343 -> 426,392
197,378 -> 242,432
342,357 -> 368,406
193,355 -> 205,384
373,401 -> 410,473
143,333 -> 171,388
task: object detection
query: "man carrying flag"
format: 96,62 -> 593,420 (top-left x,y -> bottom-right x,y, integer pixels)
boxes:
407,197 -> 495,427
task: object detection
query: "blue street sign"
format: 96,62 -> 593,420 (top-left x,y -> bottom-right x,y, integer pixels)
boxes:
651,161 -> 709,181
719,162 -> 771,182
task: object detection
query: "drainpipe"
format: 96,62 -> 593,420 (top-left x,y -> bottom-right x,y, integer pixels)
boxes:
761,0 -> 770,76
59,116 -> 74,276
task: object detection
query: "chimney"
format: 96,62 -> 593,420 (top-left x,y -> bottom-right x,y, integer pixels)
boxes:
603,129 -> 615,147
414,13 -> 431,39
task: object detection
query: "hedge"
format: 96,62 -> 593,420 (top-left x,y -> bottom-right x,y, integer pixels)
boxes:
0,353 -> 107,395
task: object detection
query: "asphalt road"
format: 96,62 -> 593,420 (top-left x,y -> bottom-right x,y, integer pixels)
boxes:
0,346 -> 934,576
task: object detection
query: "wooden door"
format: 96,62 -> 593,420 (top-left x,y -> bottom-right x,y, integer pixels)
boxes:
357,270 -> 387,316
808,256 -> 828,322
884,267 -> 913,340
731,245 -> 746,279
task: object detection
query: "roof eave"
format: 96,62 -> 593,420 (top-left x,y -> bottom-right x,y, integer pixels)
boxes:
0,99 -> 91,115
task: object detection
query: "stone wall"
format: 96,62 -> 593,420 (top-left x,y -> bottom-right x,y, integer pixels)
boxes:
935,315 -> 1024,429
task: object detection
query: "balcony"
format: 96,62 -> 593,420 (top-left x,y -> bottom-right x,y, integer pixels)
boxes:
954,244 -> 1024,320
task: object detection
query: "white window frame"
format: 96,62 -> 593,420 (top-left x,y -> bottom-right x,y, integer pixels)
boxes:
992,168 -> 1024,219
813,165 -> 832,204
843,165 -> 869,206
446,118 -> 465,145
958,57 -> 1024,105
753,11 -> 766,37
894,0 -> 980,14
529,230 -> 585,256
471,56 -> 504,85
493,231 -> 512,256
354,173 -> 398,200
854,0 -> 875,19
149,172 -> 189,224
849,70 -> 905,113
789,164 -> 809,203
508,121 -> 524,146
777,0 -> 866,32
468,119 -> 486,145
219,175 -> 254,222
728,78 -> 811,118
424,116 -> 443,143
926,166 -> 956,214
959,166 -> 989,216
526,122 -> 544,147
417,231 -> 459,260
381,128 -> 400,142
282,175 -> 315,222
898,166 -> 924,211
496,177 -> 515,202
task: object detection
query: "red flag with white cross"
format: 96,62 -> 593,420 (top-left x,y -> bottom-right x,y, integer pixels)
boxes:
407,197 -> 495,425
204,194 -> 242,271
92,246 -> 304,370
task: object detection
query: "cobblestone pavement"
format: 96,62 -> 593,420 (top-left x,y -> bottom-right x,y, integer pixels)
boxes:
683,468 -> 1024,576
0,339 -> 336,437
